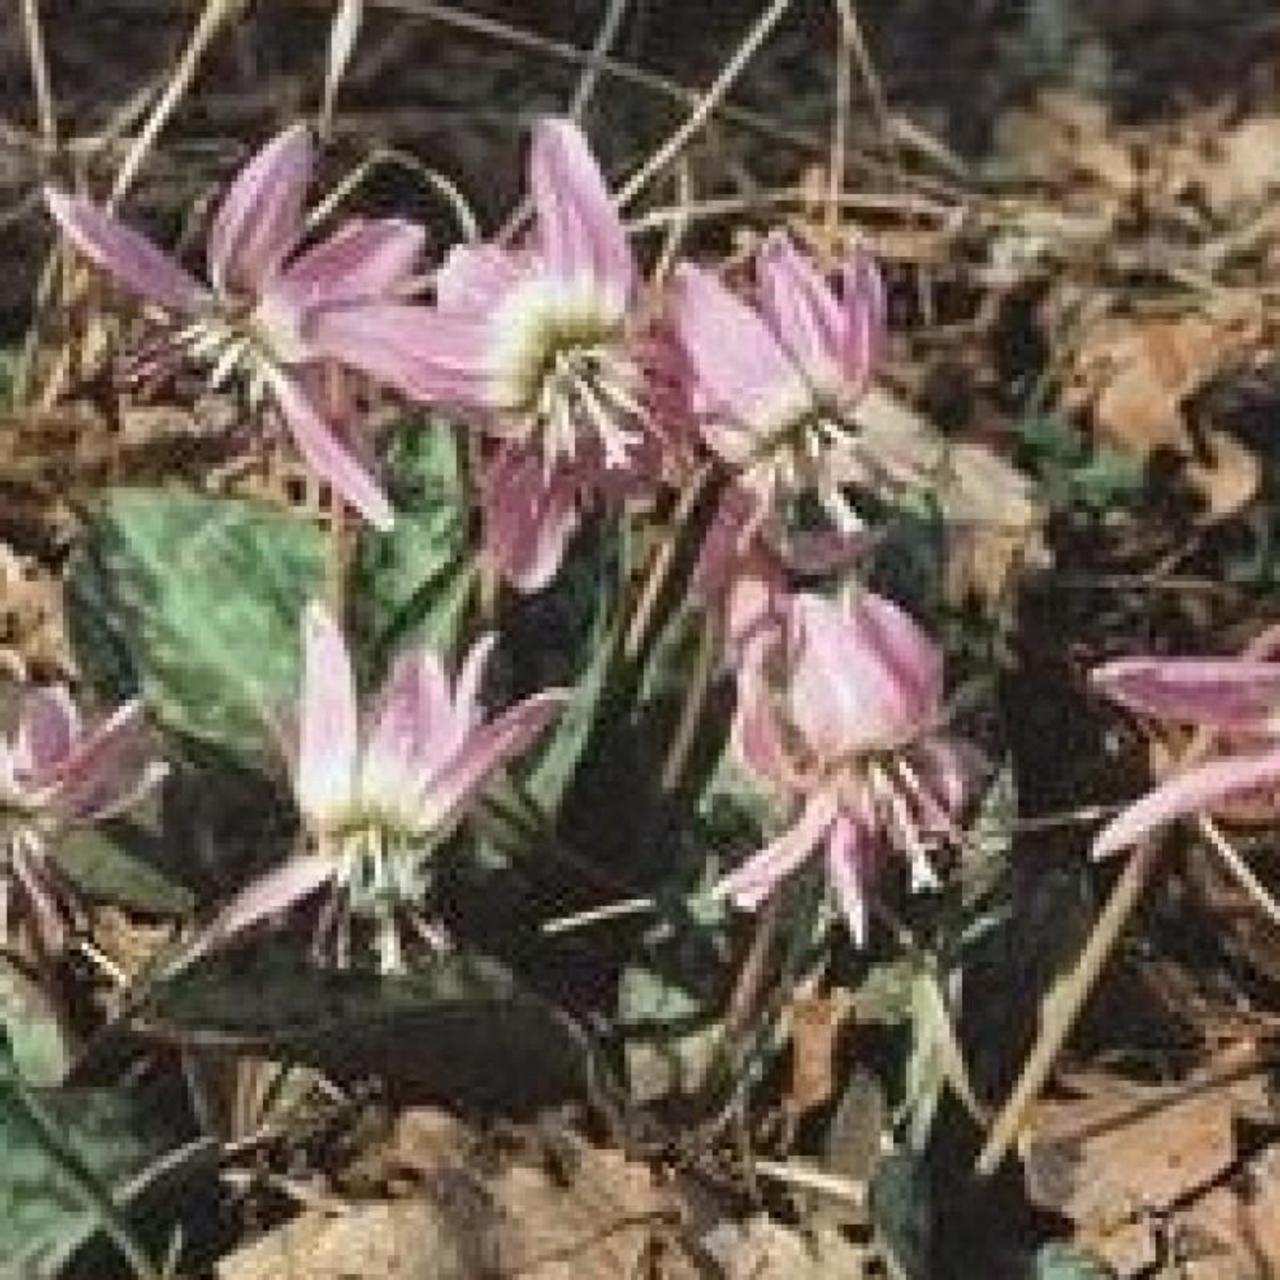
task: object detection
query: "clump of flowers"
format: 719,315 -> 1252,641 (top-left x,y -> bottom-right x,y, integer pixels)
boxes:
46,124 -> 435,529
0,686 -> 165,956
210,603 -> 565,970
1091,640 -> 1280,856
717,589 -> 978,942
41,111 -> 1031,976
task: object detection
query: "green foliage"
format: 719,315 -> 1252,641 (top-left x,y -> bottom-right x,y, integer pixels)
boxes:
0,347 -> 18,408
351,419 -> 472,682
145,947 -> 591,1112
0,963 -> 73,1086
0,1043 -> 213,1278
1017,414 -> 1143,514
67,490 -> 325,764
617,887 -> 730,1104
869,1148 -> 932,1280
1028,1242 -> 1111,1279
57,821 -> 196,918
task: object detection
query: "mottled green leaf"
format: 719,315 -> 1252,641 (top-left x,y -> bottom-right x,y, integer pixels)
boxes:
869,1149 -> 932,1280
67,490 -> 324,763
352,420 -> 471,680
1028,1242 -> 1111,1279
0,1059 -> 214,1278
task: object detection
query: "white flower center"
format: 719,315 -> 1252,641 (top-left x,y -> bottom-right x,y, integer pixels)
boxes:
175,289 -> 311,407
324,819 -> 429,917
490,279 -> 646,469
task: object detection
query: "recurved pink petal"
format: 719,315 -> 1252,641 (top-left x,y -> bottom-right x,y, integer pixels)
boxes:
189,854 -> 336,962
671,263 -> 810,440
1092,745 -> 1280,857
275,218 -> 424,311
44,190 -> 207,313
1092,657 -> 1280,734
294,602 -> 359,826
715,790 -> 838,911
482,447 -> 582,591
268,368 -> 394,531
529,118 -> 632,306
208,123 -> 313,294
418,689 -> 567,828
756,232 -> 847,391
307,303 -> 494,408
14,686 -> 80,781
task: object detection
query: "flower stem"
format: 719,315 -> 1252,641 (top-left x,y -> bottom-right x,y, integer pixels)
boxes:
326,497 -> 353,627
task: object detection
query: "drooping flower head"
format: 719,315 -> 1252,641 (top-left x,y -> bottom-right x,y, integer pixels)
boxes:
0,686 -> 165,955
1090,637 -> 1280,856
206,604 -> 565,966
46,125 -> 434,530
404,118 -> 656,589
672,231 -> 888,537
718,589 -> 976,942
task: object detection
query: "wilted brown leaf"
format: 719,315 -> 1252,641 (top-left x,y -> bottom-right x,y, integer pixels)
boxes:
1024,1049 -> 1274,1277
1063,303 -> 1264,518
786,993 -> 849,1116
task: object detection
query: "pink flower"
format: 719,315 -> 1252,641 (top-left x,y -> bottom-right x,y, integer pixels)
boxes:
718,590 -> 976,942
401,118 -> 657,589
693,485 -> 875,665
45,125 -> 432,530
1090,643 -> 1280,856
0,686 -> 165,954
203,603 -> 566,960
672,232 -> 887,537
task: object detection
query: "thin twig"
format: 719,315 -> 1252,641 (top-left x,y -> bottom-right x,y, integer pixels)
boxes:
569,0 -> 631,123
307,145 -> 480,242
20,0 -> 58,160
542,896 -> 657,936
110,0 -> 245,208
318,0 -> 922,189
752,1158 -> 867,1207
1197,814 -> 1280,933
650,157 -> 694,286
623,462 -> 712,662
975,728 -> 1218,1176
616,0 -> 793,209
660,614 -> 719,795
975,837 -> 1161,1175
828,0 -> 852,239
627,186 -> 957,232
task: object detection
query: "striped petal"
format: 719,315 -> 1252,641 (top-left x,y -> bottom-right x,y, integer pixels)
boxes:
1093,657 -> 1280,734
45,189 -> 207,313
208,124 -> 313,294
1092,745 -> 1280,857
529,118 -> 632,308
294,602 -> 359,826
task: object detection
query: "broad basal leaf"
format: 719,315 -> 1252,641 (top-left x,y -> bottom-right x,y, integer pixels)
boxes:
68,490 -> 324,763
142,947 -> 591,1113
